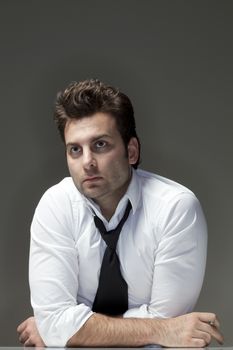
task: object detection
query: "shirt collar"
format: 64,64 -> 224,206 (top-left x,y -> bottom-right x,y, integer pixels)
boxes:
123,168 -> 141,215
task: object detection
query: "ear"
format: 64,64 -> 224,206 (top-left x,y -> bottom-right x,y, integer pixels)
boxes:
127,137 -> 139,166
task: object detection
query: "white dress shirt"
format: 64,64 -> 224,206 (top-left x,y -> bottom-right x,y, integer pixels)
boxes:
29,168 -> 207,347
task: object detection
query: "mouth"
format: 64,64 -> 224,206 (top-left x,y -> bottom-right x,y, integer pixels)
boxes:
83,176 -> 103,184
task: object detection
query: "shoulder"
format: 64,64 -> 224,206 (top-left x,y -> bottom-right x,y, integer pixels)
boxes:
32,178 -> 86,238
136,169 -> 207,240
36,177 -> 83,212
136,168 -> 195,200
135,169 -> 204,224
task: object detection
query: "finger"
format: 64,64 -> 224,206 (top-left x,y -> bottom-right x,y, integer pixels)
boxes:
197,312 -> 220,328
24,336 -> 45,347
24,338 -> 35,347
197,320 -> 216,333
19,335 -> 28,344
190,337 -> 206,348
196,321 -> 224,345
209,326 -> 224,344
18,330 -> 29,344
17,320 -> 27,333
203,316 -> 220,330
211,316 -> 220,329
192,329 -> 211,346
206,317 -> 220,329
197,312 -> 216,322
18,336 -> 25,345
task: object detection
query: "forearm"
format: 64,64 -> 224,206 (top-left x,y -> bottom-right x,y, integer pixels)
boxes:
67,313 -> 163,347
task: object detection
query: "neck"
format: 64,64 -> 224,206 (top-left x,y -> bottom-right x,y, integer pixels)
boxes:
99,198 -> 122,221
97,177 -> 131,221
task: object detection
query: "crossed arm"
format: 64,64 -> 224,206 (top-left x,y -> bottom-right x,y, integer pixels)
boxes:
18,191 -> 224,347
18,311 -> 223,347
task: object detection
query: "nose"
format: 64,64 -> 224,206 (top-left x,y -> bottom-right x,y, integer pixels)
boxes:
82,147 -> 96,170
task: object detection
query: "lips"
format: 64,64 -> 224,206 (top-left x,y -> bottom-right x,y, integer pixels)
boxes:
83,176 -> 102,183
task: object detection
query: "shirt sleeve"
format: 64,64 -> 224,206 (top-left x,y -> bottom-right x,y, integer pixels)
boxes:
29,187 -> 94,347
123,193 -> 207,319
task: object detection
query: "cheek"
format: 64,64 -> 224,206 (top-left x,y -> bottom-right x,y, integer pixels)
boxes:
66,158 -> 73,173
67,159 -> 81,179
101,156 -> 130,180
99,155 -> 121,171
101,147 -> 128,168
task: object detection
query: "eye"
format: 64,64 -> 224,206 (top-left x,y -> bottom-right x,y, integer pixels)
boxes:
95,140 -> 107,149
69,145 -> 81,156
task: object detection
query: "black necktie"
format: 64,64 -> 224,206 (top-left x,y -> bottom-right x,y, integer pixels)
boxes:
92,200 -> 132,316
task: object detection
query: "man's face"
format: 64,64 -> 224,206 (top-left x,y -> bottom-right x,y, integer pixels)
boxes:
64,112 -> 138,207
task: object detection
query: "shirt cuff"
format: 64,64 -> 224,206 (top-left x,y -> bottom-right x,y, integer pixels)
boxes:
123,304 -> 160,319
35,303 -> 94,347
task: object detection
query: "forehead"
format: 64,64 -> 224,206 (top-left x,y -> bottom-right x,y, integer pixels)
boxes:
64,112 -> 119,144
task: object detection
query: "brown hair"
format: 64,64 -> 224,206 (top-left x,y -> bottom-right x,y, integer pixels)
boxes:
54,79 -> 140,168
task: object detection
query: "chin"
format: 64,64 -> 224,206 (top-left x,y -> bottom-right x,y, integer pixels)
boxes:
82,188 -> 103,199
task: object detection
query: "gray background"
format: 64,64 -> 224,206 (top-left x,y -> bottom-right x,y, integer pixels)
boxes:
0,0 -> 232,346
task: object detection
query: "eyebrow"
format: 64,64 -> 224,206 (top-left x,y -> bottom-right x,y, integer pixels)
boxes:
66,134 -> 112,148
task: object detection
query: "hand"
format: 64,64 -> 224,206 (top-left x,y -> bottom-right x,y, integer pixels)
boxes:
17,316 -> 45,347
158,312 -> 224,347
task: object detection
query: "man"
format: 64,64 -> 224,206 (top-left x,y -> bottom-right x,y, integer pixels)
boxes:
17,79 -> 223,347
